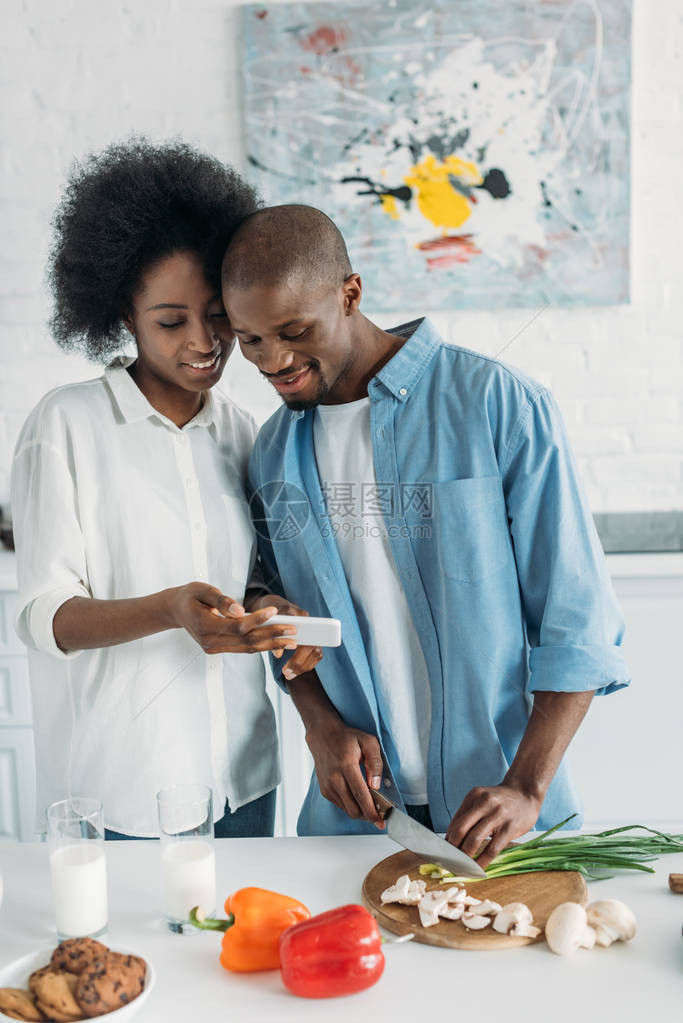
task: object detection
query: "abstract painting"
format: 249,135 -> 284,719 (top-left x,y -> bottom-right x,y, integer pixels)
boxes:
242,0 -> 631,309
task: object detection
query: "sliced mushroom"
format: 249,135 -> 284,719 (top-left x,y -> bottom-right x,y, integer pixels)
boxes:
459,895 -> 482,907
381,874 -> 411,904
545,902 -> 596,955
443,885 -> 468,903
438,903 -> 465,921
381,875 -> 426,906
492,902 -> 532,935
400,879 -> 427,906
397,890 -> 424,906
491,901 -> 541,938
474,900 -> 502,917
585,900 -> 636,947
418,889 -> 450,927
462,912 -> 492,930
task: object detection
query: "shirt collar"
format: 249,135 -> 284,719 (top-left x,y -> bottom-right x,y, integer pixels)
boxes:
289,316 -> 441,423
104,357 -> 218,430
371,317 -> 441,401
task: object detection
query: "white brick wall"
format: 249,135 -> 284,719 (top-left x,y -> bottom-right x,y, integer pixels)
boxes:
1,0 -> 682,513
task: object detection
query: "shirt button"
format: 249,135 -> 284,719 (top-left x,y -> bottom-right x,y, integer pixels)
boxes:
194,522 -> 201,531
399,387 -> 407,396
383,778 -> 392,789
186,477 -> 194,486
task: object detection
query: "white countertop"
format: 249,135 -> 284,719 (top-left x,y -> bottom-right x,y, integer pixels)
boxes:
0,834 -> 682,1021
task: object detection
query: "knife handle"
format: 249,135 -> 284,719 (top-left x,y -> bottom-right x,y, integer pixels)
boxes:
371,789 -> 394,820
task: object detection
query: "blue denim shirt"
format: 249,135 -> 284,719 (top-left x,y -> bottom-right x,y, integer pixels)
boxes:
248,317 -> 630,836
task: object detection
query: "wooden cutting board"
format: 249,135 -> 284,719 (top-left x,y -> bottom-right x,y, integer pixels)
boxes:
362,849 -> 587,950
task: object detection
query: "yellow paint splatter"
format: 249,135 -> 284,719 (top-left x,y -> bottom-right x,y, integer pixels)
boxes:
400,154 -> 483,230
379,194 -> 400,220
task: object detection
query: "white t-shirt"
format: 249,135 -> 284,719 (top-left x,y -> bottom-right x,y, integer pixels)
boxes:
313,397 -> 431,803
11,359 -> 280,836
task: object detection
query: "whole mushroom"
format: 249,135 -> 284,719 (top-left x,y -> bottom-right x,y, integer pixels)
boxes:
586,900 -> 636,947
545,902 -> 596,955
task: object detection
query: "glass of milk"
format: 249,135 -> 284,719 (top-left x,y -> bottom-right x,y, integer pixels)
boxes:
47,797 -> 108,941
157,785 -> 216,934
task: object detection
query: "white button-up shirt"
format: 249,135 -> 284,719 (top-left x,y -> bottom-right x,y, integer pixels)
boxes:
11,359 -> 280,836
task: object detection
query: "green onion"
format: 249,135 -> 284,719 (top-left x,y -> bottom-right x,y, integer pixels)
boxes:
428,816 -> 683,883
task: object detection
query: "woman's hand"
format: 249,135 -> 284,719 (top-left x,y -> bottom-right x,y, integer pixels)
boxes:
247,594 -> 324,679
167,582 -> 299,655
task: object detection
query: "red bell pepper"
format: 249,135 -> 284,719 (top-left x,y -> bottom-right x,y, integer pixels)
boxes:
279,903 -> 385,998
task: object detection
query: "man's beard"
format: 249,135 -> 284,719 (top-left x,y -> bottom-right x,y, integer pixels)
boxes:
283,372 -> 329,411
282,350 -> 357,411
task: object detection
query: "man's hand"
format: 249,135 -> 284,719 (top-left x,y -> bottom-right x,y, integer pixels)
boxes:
305,719 -> 386,828
445,781 -> 542,869
446,689 -> 595,869
247,593 -> 323,679
168,583 -> 299,655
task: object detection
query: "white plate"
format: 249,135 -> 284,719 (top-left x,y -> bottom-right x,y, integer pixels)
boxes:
0,946 -> 155,1021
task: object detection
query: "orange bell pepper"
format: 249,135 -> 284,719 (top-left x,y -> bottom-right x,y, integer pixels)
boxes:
189,887 -> 310,972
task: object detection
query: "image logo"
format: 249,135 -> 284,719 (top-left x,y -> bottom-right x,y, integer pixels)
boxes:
249,480 -> 310,542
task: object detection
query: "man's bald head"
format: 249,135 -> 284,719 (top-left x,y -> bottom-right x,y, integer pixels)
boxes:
221,204 -> 352,294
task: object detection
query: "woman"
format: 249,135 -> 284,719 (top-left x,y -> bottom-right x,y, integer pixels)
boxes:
11,139 -> 321,839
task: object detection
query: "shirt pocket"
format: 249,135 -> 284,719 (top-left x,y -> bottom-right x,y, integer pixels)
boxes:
222,493 -> 257,594
432,475 -> 510,582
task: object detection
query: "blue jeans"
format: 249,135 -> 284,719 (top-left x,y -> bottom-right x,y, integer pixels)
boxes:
104,789 -> 277,841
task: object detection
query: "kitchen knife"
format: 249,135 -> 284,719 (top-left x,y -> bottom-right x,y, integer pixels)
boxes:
371,790 -> 487,880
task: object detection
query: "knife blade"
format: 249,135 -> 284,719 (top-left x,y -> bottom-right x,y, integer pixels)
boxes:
372,790 -> 487,879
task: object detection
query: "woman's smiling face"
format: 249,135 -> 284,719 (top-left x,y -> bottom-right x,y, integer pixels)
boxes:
126,250 -> 234,397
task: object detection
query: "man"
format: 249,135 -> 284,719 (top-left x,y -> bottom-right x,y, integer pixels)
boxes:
222,205 -> 630,866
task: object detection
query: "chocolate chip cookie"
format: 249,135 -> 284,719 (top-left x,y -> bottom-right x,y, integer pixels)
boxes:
75,954 -> 145,1018
50,938 -> 109,976
0,988 -> 46,1021
31,970 -> 82,1022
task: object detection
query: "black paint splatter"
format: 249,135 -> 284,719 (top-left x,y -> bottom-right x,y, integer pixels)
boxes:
342,126 -> 370,154
341,176 -> 412,207
477,168 -> 511,199
426,127 -> 470,161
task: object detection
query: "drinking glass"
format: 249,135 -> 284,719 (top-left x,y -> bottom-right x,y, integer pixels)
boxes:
157,784 -> 216,934
47,797 -> 108,941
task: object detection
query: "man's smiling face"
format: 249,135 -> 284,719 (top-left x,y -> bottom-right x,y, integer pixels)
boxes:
223,275 -> 361,411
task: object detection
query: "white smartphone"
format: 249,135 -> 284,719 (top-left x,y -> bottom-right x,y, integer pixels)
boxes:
267,614 -> 342,648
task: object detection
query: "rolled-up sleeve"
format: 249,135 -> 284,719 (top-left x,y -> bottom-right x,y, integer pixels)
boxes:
11,412 -> 91,660
502,389 -> 630,697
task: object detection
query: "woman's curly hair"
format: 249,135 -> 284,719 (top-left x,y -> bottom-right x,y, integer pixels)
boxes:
48,137 -> 261,362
